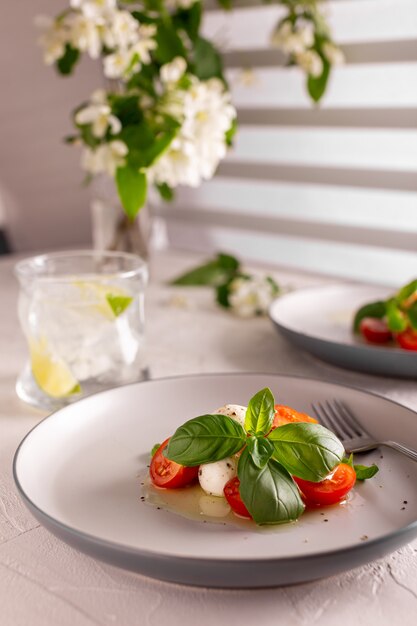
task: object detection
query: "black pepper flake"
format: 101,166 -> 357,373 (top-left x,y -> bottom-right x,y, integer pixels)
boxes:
380,455 -> 384,459
403,500 -> 408,504
320,512 -> 325,516
361,535 -> 369,541
401,507 -> 406,510
140,496 -> 145,501
157,507 -> 161,510
323,519 -> 329,522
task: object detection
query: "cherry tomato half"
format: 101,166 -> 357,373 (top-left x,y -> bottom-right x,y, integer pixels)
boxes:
149,438 -> 199,489
272,405 -> 318,429
396,328 -> 417,351
359,317 -> 392,344
293,463 -> 356,507
223,476 -> 252,519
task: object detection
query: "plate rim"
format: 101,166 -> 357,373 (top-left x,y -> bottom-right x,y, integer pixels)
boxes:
13,371 -> 417,567
269,284 -> 417,358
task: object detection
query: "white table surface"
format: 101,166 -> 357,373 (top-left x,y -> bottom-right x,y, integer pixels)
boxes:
1,249 -> 417,626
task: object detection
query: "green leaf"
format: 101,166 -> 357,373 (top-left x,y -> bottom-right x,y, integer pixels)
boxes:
238,448 -> 305,525
342,455 -> 379,480
115,166 -> 147,219
354,464 -> 379,480
173,3 -> 202,43
151,443 -> 161,457
156,183 -> 174,201
225,118 -> 237,146
407,302 -> 417,331
353,301 -> 386,333
216,280 -> 232,308
386,299 -> 408,333
106,294 -> 133,317
396,279 -> 417,304
165,414 -> 246,466
56,44 -> 80,75
246,437 -> 274,469
307,56 -> 330,103
266,275 -> 280,296
170,253 -> 240,286
193,36 -> 224,81
109,95 -> 142,127
216,0 -> 232,8
144,129 -> 177,167
268,423 -> 344,482
244,387 -> 276,436
154,22 -> 186,64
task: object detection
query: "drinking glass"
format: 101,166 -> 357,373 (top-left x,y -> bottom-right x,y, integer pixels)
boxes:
15,250 -> 148,411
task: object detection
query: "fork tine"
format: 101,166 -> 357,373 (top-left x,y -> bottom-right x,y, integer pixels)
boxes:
333,399 -> 370,438
324,400 -> 356,439
312,401 -> 350,440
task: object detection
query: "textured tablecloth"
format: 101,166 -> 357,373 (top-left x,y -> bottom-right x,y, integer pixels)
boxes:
1,250 -> 416,626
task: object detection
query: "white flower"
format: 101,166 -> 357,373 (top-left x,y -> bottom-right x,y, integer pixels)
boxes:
81,140 -> 128,177
70,0 -> 116,19
66,12 -> 103,58
149,77 -> 236,188
132,25 -> 157,64
102,10 -> 140,50
228,276 -> 278,318
160,57 -> 187,84
35,15 -> 69,65
323,42 -> 345,65
103,24 -> 156,79
75,91 -> 121,138
271,21 -> 307,56
296,49 -> 323,77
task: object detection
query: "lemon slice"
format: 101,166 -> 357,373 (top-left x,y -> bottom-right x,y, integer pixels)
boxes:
73,281 -> 133,319
29,337 -> 80,398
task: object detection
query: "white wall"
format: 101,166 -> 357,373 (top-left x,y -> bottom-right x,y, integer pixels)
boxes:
0,0 -> 101,252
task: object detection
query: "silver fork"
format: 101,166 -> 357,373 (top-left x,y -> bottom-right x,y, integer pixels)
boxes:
311,399 -> 417,462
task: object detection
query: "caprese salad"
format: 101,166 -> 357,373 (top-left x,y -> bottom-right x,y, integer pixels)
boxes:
354,279 -> 417,350
149,388 -> 378,525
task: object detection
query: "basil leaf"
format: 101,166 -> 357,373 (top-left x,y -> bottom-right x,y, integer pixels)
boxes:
353,301 -> 386,332
165,414 -> 246,466
244,387 -> 275,435
354,464 -> 379,480
407,302 -> 417,331
396,279 -> 417,304
307,54 -> 330,103
151,443 -> 161,457
386,299 -> 408,333
238,448 -> 304,525
268,423 -> 344,482
246,437 -> 273,469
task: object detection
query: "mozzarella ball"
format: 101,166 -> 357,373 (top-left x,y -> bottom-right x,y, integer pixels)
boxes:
198,457 -> 237,497
213,404 -> 247,427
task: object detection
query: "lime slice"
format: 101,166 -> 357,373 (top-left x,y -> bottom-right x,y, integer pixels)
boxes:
73,281 -> 133,319
29,337 -> 80,398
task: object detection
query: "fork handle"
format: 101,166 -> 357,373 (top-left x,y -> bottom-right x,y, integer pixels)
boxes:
381,440 -> 417,463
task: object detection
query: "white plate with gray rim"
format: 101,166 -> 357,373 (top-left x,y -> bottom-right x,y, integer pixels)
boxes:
13,373 -> 417,588
270,284 -> 417,378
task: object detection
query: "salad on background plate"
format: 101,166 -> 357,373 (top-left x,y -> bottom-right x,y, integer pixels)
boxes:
148,387 -> 378,526
354,279 -> 417,351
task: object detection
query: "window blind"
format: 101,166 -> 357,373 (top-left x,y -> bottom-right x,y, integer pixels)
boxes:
156,0 -> 417,286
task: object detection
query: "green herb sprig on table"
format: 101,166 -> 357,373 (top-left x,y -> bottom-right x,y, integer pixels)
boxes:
170,253 -> 280,317
165,388 -> 378,525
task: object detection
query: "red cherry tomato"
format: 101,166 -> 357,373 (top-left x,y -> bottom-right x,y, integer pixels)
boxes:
293,463 -> 356,507
150,438 -> 199,489
223,477 -> 252,519
396,328 -> 417,351
359,317 -> 392,344
272,405 -> 318,429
